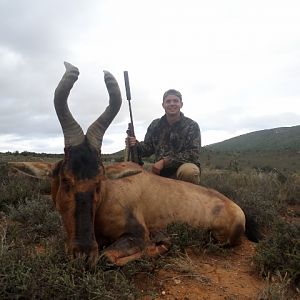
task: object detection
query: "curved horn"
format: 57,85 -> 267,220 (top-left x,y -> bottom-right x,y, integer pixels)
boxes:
86,71 -> 122,150
54,62 -> 84,147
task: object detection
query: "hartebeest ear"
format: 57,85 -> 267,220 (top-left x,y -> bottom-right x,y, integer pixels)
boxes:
7,162 -> 54,179
105,163 -> 143,179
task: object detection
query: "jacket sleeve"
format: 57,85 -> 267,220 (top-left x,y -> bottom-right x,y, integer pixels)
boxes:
163,122 -> 201,169
136,121 -> 156,157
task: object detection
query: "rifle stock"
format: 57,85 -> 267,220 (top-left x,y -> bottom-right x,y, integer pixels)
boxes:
126,123 -> 141,164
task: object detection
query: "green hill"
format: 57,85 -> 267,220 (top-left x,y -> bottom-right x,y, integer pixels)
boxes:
200,125 -> 300,173
205,125 -> 300,152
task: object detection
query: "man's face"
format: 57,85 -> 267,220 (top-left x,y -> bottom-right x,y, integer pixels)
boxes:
162,95 -> 183,117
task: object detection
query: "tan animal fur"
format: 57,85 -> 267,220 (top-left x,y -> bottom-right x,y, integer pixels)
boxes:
9,160 -> 246,266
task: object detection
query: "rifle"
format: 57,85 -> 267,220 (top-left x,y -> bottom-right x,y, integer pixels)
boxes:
123,71 -> 143,166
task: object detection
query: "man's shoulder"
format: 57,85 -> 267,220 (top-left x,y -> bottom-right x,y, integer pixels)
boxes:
148,117 -> 164,129
181,114 -> 200,128
149,118 -> 161,125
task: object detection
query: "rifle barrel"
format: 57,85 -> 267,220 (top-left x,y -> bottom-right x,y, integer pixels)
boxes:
124,71 -> 131,100
124,71 -> 134,135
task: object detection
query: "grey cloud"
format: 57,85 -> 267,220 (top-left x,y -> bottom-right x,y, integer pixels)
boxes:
0,1 -> 95,56
201,111 -> 300,132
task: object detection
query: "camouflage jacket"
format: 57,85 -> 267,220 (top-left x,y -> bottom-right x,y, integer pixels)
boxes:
137,113 -> 201,177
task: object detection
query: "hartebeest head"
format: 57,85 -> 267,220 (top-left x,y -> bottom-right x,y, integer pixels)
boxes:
52,62 -> 122,265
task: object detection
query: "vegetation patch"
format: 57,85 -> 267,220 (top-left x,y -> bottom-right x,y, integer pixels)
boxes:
0,163 -> 41,211
8,196 -> 61,243
165,223 -> 227,256
0,151 -> 299,297
254,220 -> 300,287
0,238 -> 137,299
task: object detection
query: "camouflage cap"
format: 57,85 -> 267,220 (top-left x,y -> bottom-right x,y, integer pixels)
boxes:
163,89 -> 182,101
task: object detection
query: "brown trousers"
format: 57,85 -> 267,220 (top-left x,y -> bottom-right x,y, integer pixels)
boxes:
176,163 -> 201,185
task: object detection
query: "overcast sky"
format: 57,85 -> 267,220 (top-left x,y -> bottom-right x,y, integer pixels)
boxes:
1,0 -> 299,154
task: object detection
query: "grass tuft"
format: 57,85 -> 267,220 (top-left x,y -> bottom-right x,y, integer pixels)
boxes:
254,220 -> 300,286
8,195 -> 61,243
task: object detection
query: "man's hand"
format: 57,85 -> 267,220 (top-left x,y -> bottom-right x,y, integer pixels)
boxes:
125,136 -> 137,147
152,159 -> 164,175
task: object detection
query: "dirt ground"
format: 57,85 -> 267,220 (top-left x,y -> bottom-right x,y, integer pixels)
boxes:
135,238 -> 268,300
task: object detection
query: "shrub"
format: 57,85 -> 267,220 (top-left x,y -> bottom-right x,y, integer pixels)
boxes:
254,219 -> 300,286
257,271 -> 295,300
8,196 -> 61,242
0,164 -> 42,212
0,237 -> 138,299
0,212 -> 139,299
281,174 -> 300,206
165,223 -> 226,256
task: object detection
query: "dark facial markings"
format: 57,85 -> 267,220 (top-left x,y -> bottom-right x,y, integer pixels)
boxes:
57,139 -> 104,253
75,191 -> 95,250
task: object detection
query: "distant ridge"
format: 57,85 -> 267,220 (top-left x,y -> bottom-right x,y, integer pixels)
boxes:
2,125 -> 298,173
205,125 -> 300,152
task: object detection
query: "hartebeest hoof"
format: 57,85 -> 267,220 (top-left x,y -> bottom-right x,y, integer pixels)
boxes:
144,243 -> 170,257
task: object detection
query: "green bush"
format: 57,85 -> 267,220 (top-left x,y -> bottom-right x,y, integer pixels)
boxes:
165,223 -> 227,256
254,220 -> 300,285
0,237 -> 137,299
166,223 -> 210,250
281,175 -> 300,206
0,164 -> 42,212
8,196 -> 61,242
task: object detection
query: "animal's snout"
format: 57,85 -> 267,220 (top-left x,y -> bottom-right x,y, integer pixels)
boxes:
72,240 -> 99,265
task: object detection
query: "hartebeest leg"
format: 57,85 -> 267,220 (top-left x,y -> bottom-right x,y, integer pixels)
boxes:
100,210 -> 149,266
102,234 -> 146,266
102,231 -> 172,266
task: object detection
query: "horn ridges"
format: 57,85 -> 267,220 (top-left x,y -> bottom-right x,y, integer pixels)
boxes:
86,71 -> 122,150
54,62 -> 84,147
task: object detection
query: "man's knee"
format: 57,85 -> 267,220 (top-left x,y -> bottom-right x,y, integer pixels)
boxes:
176,163 -> 201,185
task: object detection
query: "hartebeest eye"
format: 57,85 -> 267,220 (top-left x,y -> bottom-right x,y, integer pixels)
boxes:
96,185 -> 100,194
62,178 -> 72,192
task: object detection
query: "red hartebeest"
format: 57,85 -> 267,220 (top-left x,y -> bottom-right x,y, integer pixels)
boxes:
9,63 -> 255,266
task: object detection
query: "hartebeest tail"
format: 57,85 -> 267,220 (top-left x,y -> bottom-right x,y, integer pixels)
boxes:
8,62 -> 259,267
